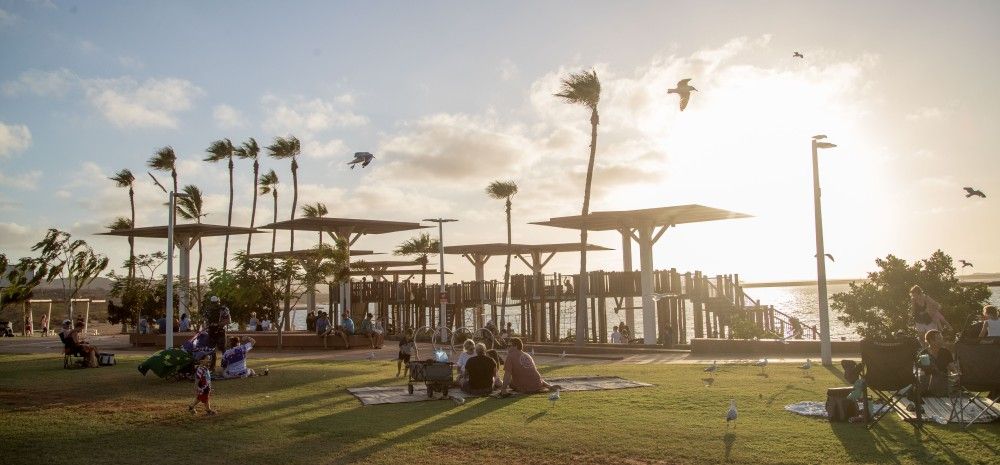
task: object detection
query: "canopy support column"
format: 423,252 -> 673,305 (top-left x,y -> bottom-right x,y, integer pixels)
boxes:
620,227 -> 635,334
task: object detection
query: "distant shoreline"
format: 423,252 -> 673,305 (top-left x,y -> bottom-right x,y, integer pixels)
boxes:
744,277 -> 1000,288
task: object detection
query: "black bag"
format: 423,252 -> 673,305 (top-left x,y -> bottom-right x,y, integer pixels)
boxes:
826,387 -> 860,422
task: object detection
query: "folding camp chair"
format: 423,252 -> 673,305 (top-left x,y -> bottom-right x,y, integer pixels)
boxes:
952,340 -> 1000,427
58,332 -> 86,369
861,338 -> 922,428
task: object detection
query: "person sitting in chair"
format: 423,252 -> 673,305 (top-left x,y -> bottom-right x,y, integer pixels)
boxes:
918,329 -> 955,397
66,320 -> 99,368
500,338 -> 560,395
462,343 -> 500,396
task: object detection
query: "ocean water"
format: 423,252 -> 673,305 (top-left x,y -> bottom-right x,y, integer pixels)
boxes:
281,284 -> 999,341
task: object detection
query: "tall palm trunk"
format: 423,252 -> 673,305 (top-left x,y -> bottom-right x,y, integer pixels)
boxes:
271,192 -> 278,253
576,108 -> 599,346
501,197 -> 512,324
247,159 -> 259,254
285,159 -> 298,331
196,238 -> 203,310
171,171 -> 178,195
128,186 -> 135,279
223,158 -> 233,272
420,260 -> 427,328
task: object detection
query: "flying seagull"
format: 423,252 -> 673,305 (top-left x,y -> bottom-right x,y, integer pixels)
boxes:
549,388 -> 561,407
963,187 -> 986,198
347,152 -> 375,169
793,52 -> 804,58
959,260 -> 973,268
726,399 -> 738,428
812,134 -> 827,140
815,253 -> 835,262
667,79 -> 697,111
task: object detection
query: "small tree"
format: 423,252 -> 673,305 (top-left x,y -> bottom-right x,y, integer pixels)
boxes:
107,252 -> 168,332
1,257 -> 48,332
832,250 -> 992,340
32,229 -> 109,320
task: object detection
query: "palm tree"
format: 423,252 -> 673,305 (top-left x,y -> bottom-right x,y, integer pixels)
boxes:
105,217 -> 133,231
147,146 -> 178,194
235,138 -> 261,254
109,169 -> 136,279
258,170 -> 279,254
175,184 -> 208,308
555,69 -> 601,345
394,232 -> 439,327
485,179 -> 518,324
301,202 -> 329,245
266,136 -> 301,252
205,138 -> 236,272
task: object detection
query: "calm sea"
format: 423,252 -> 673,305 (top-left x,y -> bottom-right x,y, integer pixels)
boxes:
283,284 -> 1000,341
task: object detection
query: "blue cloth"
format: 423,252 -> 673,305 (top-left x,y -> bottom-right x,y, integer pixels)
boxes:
179,318 -> 190,332
316,317 -> 330,334
341,317 -> 355,335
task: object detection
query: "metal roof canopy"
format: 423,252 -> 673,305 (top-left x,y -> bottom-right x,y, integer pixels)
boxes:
247,250 -> 377,259
350,269 -> 450,276
257,217 -> 428,246
530,204 -> 751,346
351,259 -> 421,267
99,223 -> 262,239
442,242 -> 612,281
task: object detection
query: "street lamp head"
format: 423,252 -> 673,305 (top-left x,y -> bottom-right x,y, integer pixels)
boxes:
815,142 -> 837,149
812,134 -> 828,140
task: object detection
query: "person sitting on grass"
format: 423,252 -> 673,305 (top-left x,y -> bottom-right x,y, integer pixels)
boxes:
500,337 -> 560,395
359,313 -> 383,348
222,336 -> 268,378
463,342 -> 500,396
188,357 -> 217,415
456,339 -> 476,382
68,320 -> 99,368
917,329 -> 955,398
397,328 -> 418,378
978,305 -> 1000,338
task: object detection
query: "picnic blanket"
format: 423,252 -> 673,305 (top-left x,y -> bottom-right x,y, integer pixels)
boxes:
894,396 -> 1000,424
348,376 -> 653,406
137,348 -> 193,379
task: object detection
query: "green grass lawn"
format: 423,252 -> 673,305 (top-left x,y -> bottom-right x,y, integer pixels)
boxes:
0,354 -> 996,465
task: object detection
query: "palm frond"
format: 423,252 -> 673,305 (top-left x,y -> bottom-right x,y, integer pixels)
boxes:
175,184 -> 206,222
235,137 -> 260,160
259,169 -> 278,195
301,202 -> 328,218
147,146 -> 177,171
393,232 -> 439,257
106,216 -> 133,231
109,169 -> 135,188
486,179 -> 519,199
266,135 -> 301,160
554,69 -> 601,109
204,138 -> 235,162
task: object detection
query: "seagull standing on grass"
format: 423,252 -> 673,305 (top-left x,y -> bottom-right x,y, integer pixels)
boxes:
347,152 -> 375,169
704,361 -> 718,377
726,399 -> 738,428
367,351 -> 376,361
549,389 -> 561,407
667,79 -> 697,111
799,359 -> 812,373
754,358 -> 768,375
559,350 -> 567,360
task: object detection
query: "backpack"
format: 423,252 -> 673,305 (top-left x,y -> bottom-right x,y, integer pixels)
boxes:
826,387 -> 860,422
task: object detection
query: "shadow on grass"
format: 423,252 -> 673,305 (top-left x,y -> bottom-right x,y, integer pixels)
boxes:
722,432 -> 736,462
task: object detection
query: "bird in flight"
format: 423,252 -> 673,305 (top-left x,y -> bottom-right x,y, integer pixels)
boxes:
963,187 -> 986,198
793,52 -> 804,58
347,152 -> 375,169
668,79 -> 697,111
959,260 -> 974,268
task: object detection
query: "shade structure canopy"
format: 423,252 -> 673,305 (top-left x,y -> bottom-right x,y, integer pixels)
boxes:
530,204 -> 751,346
246,250 -> 377,259
350,269 -> 450,276
529,204 -> 752,231
442,242 -> 612,255
351,259 -> 422,268
256,217 -> 429,237
99,223 -> 263,239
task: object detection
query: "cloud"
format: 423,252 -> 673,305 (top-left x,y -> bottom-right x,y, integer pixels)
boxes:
499,59 -> 519,81
260,94 -> 368,135
0,8 -> 17,29
78,39 -> 100,54
2,68 -> 78,97
905,106 -> 948,121
82,77 -> 202,128
118,56 -> 145,70
0,170 -> 42,190
0,121 -> 32,158
213,104 -> 247,129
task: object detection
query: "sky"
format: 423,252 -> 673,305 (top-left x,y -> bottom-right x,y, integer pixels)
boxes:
1,0 -> 998,284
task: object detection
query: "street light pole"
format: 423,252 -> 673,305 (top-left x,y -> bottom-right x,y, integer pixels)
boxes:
811,136 -> 836,366
165,191 -> 190,349
423,218 -> 457,341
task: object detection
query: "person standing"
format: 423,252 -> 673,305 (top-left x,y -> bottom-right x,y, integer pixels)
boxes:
610,325 -> 623,344
397,328 -> 417,378
39,313 -> 49,337
188,357 -> 217,415
910,285 -> 951,345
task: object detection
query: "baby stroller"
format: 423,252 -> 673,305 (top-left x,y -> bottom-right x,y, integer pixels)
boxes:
407,360 -> 455,398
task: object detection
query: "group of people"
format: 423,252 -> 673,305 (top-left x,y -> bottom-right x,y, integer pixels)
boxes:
610,323 -> 633,344
246,312 -> 274,332
313,310 -> 384,349
21,313 -> 49,337
452,337 -> 560,396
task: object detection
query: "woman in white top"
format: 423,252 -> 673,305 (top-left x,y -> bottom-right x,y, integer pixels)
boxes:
456,339 -> 476,381
979,305 -> 1000,338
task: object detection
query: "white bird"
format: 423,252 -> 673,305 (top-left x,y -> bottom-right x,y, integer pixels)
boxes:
367,351 -> 376,361
754,358 -> 768,374
726,399 -> 738,427
531,347 -> 535,356
452,395 -> 466,405
799,359 -> 812,372
549,389 -> 561,406
667,78 -> 697,111
559,350 -> 567,359
347,152 -> 375,169
704,360 -> 718,376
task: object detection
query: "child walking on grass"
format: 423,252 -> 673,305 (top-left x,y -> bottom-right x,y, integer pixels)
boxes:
188,358 -> 217,415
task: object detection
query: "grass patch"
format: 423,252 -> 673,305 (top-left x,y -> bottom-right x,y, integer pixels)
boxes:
0,354 -> 996,464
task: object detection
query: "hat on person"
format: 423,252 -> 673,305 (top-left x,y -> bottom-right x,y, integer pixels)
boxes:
210,296 -> 220,303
